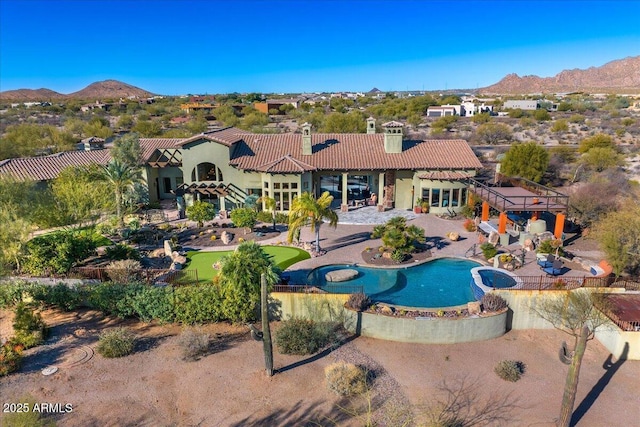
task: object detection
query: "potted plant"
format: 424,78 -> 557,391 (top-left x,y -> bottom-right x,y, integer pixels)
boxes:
421,201 -> 429,213
414,198 -> 422,214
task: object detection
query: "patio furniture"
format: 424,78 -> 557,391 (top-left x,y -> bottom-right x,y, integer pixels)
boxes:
590,260 -> 613,278
537,254 -> 555,268
543,259 -> 563,276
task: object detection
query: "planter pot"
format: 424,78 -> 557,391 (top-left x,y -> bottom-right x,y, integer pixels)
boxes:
414,206 -> 422,214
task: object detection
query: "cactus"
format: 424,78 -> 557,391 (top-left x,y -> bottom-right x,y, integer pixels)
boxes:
261,273 -> 274,376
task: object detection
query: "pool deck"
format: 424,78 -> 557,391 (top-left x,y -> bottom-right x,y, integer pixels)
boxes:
173,205 -> 603,286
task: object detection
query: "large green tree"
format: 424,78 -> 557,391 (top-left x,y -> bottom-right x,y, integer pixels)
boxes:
100,160 -> 144,227
288,192 -> 339,253
0,123 -> 75,159
218,241 -> 280,322
476,122 -> 512,145
111,133 -> 143,167
500,142 -> 549,183
593,201 -> 640,276
0,208 -> 32,274
51,165 -> 111,225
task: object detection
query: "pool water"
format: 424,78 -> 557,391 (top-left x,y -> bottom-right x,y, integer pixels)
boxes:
308,258 -> 482,308
477,269 -> 518,289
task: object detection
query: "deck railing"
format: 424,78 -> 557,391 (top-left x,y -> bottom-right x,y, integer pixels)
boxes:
485,274 -> 639,291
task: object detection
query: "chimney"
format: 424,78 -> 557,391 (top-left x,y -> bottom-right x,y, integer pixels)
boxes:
366,116 -> 376,134
382,121 -> 403,153
301,122 -> 312,155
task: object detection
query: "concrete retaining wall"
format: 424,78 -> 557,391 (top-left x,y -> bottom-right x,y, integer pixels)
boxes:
272,292 -> 349,322
343,309 -> 507,344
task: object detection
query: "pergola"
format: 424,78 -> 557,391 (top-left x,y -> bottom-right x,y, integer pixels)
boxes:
468,177 -> 569,239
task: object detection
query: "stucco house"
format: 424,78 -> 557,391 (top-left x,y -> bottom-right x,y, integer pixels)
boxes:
0,119 -> 482,216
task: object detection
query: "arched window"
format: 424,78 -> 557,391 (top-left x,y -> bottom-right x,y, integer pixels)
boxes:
191,162 -> 223,181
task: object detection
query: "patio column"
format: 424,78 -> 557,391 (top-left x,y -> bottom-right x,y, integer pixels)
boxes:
554,213 -> 566,240
377,172 -> 385,208
498,211 -> 507,234
481,201 -> 489,221
341,172 -> 349,212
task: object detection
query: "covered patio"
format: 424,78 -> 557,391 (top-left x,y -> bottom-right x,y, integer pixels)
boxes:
469,177 -> 569,241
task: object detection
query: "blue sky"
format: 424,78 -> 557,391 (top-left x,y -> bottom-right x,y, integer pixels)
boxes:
1,0 -> 639,95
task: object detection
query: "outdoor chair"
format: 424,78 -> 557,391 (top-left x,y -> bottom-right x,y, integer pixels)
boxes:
543,259 -> 563,276
537,254 -> 555,269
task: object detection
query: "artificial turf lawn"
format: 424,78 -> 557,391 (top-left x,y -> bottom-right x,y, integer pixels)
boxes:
184,245 -> 311,282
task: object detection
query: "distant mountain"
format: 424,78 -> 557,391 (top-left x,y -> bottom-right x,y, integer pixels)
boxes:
481,56 -> 640,94
68,80 -> 153,99
0,88 -> 66,102
0,79 -> 154,101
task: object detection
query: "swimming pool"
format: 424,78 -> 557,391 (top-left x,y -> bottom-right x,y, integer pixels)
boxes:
470,267 -> 523,300
307,258 -> 482,308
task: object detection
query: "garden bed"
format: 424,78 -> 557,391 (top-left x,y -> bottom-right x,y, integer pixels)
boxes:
177,223 -> 281,248
360,247 -> 431,266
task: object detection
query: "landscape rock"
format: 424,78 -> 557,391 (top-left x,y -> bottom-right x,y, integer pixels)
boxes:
325,269 -> 359,282
221,231 -> 234,245
164,240 -> 175,257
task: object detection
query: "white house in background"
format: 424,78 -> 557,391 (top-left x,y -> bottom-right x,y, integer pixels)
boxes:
427,105 -> 460,117
503,100 -> 539,110
461,102 -> 493,117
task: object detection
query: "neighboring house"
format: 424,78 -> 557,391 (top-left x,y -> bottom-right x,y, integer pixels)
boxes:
503,100 -> 538,110
0,119 -> 483,215
426,105 -> 459,117
254,99 -> 301,114
461,102 -> 494,117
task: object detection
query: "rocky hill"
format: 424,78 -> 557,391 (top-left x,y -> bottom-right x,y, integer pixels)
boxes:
68,80 -> 153,99
482,56 -> 640,94
0,80 -> 153,101
0,88 -> 66,102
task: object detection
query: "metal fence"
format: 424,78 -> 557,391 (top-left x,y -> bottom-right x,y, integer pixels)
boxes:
69,267 -> 199,286
490,275 -> 640,292
273,284 -> 363,294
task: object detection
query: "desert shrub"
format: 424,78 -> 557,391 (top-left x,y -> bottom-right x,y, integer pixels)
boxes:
494,359 -> 525,382
537,239 -> 565,257
391,249 -> 407,263
481,293 -> 508,312
173,284 -> 223,324
230,207 -> 258,233
0,281 -> 27,308
38,283 -> 84,311
96,327 -> 136,358
275,318 -> 334,355
105,259 -> 142,283
12,303 -> 47,349
256,211 -> 273,223
85,282 -> 130,316
463,218 -> 477,231
0,343 -> 23,376
21,230 -> 95,275
274,212 -> 289,224
127,285 -> 174,323
345,292 -> 371,311
105,243 -> 140,261
480,242 -> 498,259
325,362 -> 368,396
177,328 -> 210,361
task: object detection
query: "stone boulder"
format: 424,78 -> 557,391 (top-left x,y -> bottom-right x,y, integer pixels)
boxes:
221,231 -> 234,245
325,269 -> 359,282
380,305 -> 394,315
468,301 -> 481,315
150,248 -> 166,258
164,240 -> 175,257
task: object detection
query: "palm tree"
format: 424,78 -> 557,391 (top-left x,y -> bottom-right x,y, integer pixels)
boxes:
100,160 -> 144,227
259,195 -> 277,231
288,191 -> 338,253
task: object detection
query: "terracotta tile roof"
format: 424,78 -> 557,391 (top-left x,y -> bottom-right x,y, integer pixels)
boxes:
230,134 -> 482,172
0,150 -> 111,181
176,127 -> 251,147
418,171 -> 473,180
381,121 -> 404,127
139,138 -> 184,161
257,155 -> 317,173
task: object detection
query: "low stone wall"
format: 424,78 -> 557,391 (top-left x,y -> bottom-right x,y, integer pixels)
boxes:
343,308 -> 507,344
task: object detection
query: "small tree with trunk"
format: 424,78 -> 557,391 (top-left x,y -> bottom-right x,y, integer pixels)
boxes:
531,290 -> 611,427
186,200 -> 216,228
